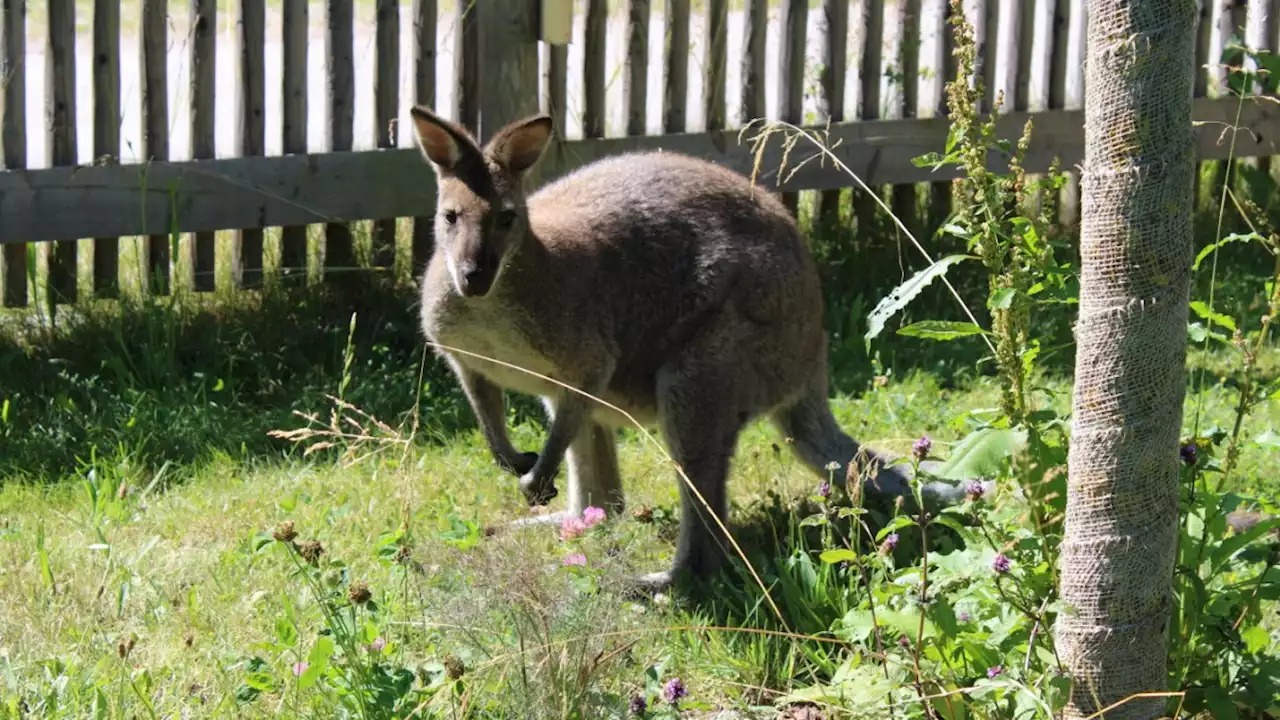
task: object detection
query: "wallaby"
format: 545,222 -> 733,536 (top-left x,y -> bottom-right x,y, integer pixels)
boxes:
410,106 -> 977,591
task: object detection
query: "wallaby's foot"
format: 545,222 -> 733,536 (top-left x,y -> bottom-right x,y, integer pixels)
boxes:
519,470 -> 559,506
498,450 -> 539,477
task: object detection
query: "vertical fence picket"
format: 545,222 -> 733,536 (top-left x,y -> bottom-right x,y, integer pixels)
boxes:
411,0 -> 437,275
190,0 -> 216,292
778,0 -> 808,214
372,0 -> 400,269
926,0 -> 953,231
47,0 -> 77,304
93,0 -> 121,298
704,0 -> 727,133
281,0 -> 309,282
624,0 -> 650,136
817,0 -> 849,225
455,0 -> 478,134
236,0 -> 265,289
584,0 -> 607,138
0,0 -> 24,307
663,0 -> 689,133
890,0 -> 920,234
1060,0 -> 1085,230
325,0 -> 355,276
543,40 -> 568,133
857,0 -> 885,232
740,0 -> 766,126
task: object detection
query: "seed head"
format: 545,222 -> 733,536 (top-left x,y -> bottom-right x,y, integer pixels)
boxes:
347,581 -> 372,605
273,521 -> 298,543
632,505 -> 654,523
183,632 -> 195,648
298,540 -> 325,566
443,653 -> 465,680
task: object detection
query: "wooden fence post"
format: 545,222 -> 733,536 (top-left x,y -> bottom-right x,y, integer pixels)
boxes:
477,0 -> 539,143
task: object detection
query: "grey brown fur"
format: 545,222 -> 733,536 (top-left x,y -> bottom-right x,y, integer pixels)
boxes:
411,107 -> 978,590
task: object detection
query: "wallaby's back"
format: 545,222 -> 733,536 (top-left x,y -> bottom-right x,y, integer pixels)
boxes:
514,151 -> 828,414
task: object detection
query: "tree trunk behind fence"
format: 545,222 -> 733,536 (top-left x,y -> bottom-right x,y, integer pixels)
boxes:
1055,2 -> 1196,718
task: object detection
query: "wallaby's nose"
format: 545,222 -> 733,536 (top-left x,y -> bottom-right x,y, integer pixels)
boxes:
457,262 -> 493,297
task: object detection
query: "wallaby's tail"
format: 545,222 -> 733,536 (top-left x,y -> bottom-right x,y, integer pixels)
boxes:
772,373 -> 984,511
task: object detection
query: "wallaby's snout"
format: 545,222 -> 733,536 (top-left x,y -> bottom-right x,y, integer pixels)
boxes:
409,105 -> 553,300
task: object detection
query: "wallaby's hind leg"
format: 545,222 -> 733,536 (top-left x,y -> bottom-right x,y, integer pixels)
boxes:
636,370 -> 742,592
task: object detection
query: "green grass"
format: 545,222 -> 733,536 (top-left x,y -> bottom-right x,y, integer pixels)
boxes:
1,267 -> 1277,717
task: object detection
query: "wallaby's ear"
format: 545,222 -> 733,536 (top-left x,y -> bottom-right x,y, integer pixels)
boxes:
485,115 -> 554,176
410,106 -> 474,172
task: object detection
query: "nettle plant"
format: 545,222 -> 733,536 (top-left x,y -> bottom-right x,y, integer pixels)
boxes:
1165,44 -> 1280,718
776,7 -> 1075,717
784,5 -> 1278,719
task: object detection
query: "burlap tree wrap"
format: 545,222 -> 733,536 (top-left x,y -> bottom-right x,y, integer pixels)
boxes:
1055,2 -> 1197,718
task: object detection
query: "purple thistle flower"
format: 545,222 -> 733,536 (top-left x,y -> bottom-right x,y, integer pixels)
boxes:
957,611 -> 972,622
662,677 -> 687,703
562,553 -> 587,567
366,636 -> 386,653
816,480 -> 832,500
992,553 -> 1011,574
966,480 -> 986,501
293,661 -> 309,677
629,695 -> 647,715
912,435 -> 932,461
1180,442 -> 1198,467
879,533 -> 900,555
987,665 -> 1004,679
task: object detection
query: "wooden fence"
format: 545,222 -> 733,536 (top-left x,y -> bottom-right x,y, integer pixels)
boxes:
0,0 -> 1277,309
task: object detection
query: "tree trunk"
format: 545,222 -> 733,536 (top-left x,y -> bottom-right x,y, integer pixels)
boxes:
1055,2 -> 1197,718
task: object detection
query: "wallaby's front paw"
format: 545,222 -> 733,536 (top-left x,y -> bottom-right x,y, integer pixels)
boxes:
519,470 -> 559,506
499,451 -> 539,476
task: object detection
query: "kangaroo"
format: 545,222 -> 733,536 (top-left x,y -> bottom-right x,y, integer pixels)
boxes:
410,106 -> 978,591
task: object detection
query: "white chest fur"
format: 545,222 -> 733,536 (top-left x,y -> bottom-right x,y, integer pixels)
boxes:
422,293 -> 561,397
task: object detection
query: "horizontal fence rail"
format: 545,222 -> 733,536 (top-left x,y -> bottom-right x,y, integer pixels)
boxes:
3,97 -> 1278,246
0,0 -> 1277,307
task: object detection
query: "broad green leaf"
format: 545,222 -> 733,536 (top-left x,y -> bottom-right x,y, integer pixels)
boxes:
1189,301 -> 1238,332
1194,232 -> 1263,271
298,636 -> 334,690
864,254 -> 973,347
1254,429 -> 1280,450
1205,685 -> 1240,720
1211,517 -> 1280,575
896,320 -> 988,341
1188,322 -> 1228,344
1241,625 -> 1271,655
876,515 -> 920,541
932,427 -> 1026,481
988,287 -> 1017,310
819,549 -> 858,565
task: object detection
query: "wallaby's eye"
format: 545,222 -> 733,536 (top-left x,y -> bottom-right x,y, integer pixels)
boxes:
443,209 -> 459,225
495,210 -> 518,230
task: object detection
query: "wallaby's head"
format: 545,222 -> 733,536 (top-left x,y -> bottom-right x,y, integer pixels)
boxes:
410,106 -> 554,298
